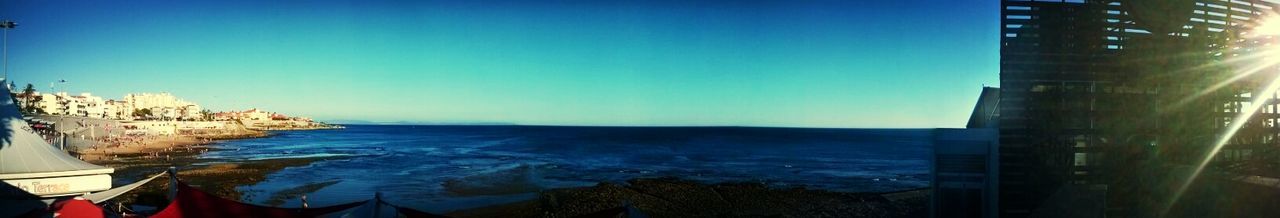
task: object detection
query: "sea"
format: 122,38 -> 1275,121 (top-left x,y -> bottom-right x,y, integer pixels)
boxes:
197,125 -> 933,213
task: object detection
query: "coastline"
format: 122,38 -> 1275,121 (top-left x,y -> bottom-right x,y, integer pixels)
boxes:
75,129 -> 333,211
67,126 -> 931,217
99,153 -> 347,210
73,131 -> 268,161
247,125 -> 344,131
447,177 -> 929,217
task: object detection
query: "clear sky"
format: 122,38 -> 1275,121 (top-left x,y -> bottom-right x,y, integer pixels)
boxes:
0,0 -> 998,128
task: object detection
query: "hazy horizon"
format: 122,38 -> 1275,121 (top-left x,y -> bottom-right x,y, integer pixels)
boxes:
0,0 -> 999,128
322,120 -> 943,129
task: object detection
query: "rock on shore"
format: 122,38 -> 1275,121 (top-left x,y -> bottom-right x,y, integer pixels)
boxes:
448,177 -> 928,218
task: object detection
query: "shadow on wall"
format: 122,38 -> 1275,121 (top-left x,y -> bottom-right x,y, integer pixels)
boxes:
1,87 -> 40,216
0,178 -> 46,217
1,91 -> 16,148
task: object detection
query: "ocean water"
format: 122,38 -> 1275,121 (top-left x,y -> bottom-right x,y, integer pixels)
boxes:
198,125 -> 933,213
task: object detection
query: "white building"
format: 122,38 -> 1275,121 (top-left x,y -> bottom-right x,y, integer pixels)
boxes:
181,104 -> 203,120
15,91 -> 203,121
122,93 -> 194,109
122,93 -> 203,120
102,100 -> 127,120
19,92 -> 113,118
36,93 -> 66,115
244,108 -> 271,121
69,93 -> 105,118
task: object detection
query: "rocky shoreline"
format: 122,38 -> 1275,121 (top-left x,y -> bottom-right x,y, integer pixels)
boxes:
91,147 -> 345,212
247,125 -> 344,131
74,129 -> 929,217
448,177 -> 929,218
95,143 -> 931,217
75,129 -> 338,212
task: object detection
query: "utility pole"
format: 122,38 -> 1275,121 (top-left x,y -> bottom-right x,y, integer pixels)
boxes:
1,20 -> 17,82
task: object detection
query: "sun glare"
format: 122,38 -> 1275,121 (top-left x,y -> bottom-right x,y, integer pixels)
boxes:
1166,15 -> 1280,216
1248,18 -> 1280,37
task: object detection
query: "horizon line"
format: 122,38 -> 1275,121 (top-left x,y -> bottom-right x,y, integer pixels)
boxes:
325,121 -> 943,130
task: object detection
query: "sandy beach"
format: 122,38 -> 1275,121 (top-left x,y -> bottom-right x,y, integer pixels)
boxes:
74,136 -> 210,161
35,114 -> 269,161
72,131 -> 269,161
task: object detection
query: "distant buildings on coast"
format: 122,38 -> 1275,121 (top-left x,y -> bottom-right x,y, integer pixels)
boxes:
212,108 -> 328,130
14,86 -> 337,151
15,91 -> 202,120
11,86 -> 327,130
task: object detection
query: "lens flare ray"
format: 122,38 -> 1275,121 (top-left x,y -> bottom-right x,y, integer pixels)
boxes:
1162,16 -> 1280,216
1165,64 -> 1280,216
1171,60 -> 1277,109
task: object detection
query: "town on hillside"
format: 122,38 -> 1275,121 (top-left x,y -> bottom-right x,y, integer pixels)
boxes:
9,83 -> 339,152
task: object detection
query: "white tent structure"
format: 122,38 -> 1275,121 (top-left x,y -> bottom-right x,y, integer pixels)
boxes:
0,83 -> 114,216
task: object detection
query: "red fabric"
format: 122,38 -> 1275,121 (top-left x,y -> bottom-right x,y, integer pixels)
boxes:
149,182 -> 365,218
50,198 -> 106,218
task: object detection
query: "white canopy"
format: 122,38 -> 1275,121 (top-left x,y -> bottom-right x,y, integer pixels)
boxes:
84,172 -> 163,203
0,82 -> 113,196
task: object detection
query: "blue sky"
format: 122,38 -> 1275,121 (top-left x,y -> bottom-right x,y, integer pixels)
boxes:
0,0 -> 998,128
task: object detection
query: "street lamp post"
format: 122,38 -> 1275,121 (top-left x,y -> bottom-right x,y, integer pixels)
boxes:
1,20 -> 17,81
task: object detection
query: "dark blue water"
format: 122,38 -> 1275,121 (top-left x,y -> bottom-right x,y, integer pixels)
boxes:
198,125 -> 932,213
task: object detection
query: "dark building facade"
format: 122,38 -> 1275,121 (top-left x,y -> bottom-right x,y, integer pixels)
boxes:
931,128 -> 999,218
999,0 -> 1280,217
